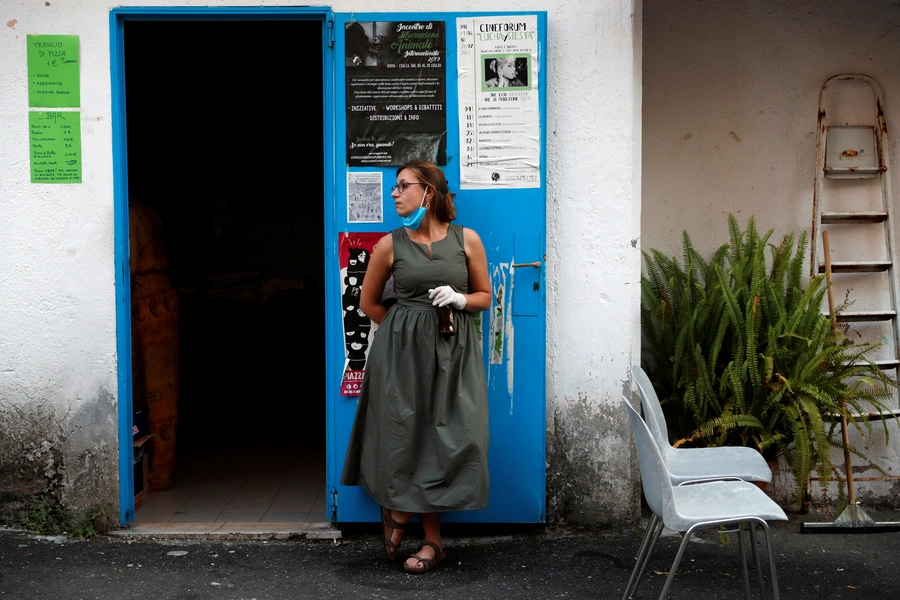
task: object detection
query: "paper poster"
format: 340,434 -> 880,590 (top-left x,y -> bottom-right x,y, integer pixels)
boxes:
339,232 -> 389,396
27,35 -> 80,108
345,20 -> 447,166
457,16 -> 541,189
347,172 -> 383,223
29,111 -> 81,183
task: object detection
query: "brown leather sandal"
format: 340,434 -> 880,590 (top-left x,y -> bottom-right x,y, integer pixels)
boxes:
381,507 -> 407,563
403,541 -> 446,574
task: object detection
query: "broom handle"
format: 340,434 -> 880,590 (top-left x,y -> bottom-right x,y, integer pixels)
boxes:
823,231 -> 856,507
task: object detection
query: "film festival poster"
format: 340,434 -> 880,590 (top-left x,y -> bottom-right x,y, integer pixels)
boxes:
339,232 -> 389,396
344,20 -> 447,167
457,16 -> 541,189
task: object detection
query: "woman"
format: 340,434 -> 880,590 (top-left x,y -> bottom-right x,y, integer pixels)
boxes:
341,160 -> 491,574
485,56 -> 525,88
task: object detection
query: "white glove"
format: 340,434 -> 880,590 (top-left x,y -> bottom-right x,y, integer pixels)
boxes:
428,286 -> 467,310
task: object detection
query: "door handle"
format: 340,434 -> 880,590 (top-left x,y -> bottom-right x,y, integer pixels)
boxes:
512,261 -> 542,268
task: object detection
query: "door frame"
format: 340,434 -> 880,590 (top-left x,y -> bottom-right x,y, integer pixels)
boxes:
109,6 -> 336,525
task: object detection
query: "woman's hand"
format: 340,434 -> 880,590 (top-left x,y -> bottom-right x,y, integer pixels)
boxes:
429,286 -> 467,310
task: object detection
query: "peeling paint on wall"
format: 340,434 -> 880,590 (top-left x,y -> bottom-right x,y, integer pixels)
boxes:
472,308 -> 483,348
489,262 -> 517,414
489,264 -> 508,365
505,264 -> 515,407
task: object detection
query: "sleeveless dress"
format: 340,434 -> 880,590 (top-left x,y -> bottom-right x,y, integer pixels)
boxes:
341,224 -> 490,513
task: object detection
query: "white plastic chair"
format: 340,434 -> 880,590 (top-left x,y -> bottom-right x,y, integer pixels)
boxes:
632,366 -> 772,485
631,366 -> 774,594
621,398 -> 788,600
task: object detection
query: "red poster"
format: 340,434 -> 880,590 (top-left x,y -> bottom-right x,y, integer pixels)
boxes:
339,232 -> 389,396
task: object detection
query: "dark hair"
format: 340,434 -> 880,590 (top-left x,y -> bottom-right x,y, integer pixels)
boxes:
396,160 -> 456,222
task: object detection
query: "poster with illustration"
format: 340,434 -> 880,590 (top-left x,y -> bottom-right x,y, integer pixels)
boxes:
347,171 -> 383,223
344,20 -> 447,166
456,16 -> 541,189
339,232 -> 389,396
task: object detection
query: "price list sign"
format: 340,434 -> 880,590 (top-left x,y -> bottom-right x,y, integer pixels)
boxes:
344,21 -> 447,166
29,111 -> 82,183
456,16 -> 540,189
27,34 -> 80,108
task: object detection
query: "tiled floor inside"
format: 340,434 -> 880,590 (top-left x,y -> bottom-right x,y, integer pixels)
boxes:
135,432 -> 327,524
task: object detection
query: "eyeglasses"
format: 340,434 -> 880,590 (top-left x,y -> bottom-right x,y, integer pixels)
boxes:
391,182 -> 427,193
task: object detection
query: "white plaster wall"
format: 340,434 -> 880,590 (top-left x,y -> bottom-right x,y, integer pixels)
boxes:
544,0 -> 642,524
1,0 -> 642,523
1,0 -> 120,510
643,0 -> 900,506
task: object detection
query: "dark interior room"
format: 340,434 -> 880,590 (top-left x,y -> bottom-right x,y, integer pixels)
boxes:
124,20 -> 327,521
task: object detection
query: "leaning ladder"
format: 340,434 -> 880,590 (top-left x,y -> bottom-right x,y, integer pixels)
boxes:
809,74 -> 900,419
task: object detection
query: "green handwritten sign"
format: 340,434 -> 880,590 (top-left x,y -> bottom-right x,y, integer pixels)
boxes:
27,34 -> 80,108
30,112 -> 82,183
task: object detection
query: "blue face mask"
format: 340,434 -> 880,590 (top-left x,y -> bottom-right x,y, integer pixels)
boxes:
401,189 -> 428,230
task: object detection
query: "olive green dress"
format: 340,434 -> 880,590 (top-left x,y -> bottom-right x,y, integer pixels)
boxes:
341,224 -> 490,512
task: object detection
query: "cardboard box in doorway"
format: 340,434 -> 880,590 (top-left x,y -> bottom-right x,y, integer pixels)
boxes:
133,434 -> 153,509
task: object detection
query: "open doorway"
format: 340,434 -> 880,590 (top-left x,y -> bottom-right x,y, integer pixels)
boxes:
124,19 -> 326,523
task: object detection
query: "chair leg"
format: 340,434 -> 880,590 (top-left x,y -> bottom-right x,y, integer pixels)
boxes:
634,513 -> 657,562
623,513 -> 664,600
757,520 -> 781,600
737,525 -> 751,600
749,521 -> 765,598
622,514 -> 655,600
658,525 -> 697,600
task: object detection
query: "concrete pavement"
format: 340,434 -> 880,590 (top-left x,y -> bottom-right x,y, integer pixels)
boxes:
2,509 -> 900,599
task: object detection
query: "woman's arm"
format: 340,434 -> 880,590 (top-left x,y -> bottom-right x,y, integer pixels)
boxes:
359,233 -> 394,325
462,227 -> 492,312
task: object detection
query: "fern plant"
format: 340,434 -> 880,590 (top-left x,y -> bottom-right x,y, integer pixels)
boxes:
641,214 -> 897,507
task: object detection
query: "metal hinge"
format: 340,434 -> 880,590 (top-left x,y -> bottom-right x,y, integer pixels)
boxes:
327,20 -> 335,50
329,487 -> 338,521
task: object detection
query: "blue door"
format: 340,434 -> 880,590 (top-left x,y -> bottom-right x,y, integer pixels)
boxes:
326,11 -> 547,523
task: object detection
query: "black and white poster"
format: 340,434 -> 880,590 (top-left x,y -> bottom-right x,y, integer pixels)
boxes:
347,172 -> 383,223
345,20 -> 447,166
457,16 -> 541,189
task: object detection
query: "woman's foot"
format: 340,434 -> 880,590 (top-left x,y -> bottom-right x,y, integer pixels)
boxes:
381,507 -> 407,562
403,540 -> 445,574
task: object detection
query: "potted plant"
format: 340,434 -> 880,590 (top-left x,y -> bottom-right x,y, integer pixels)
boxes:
641,215 -> 898,507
